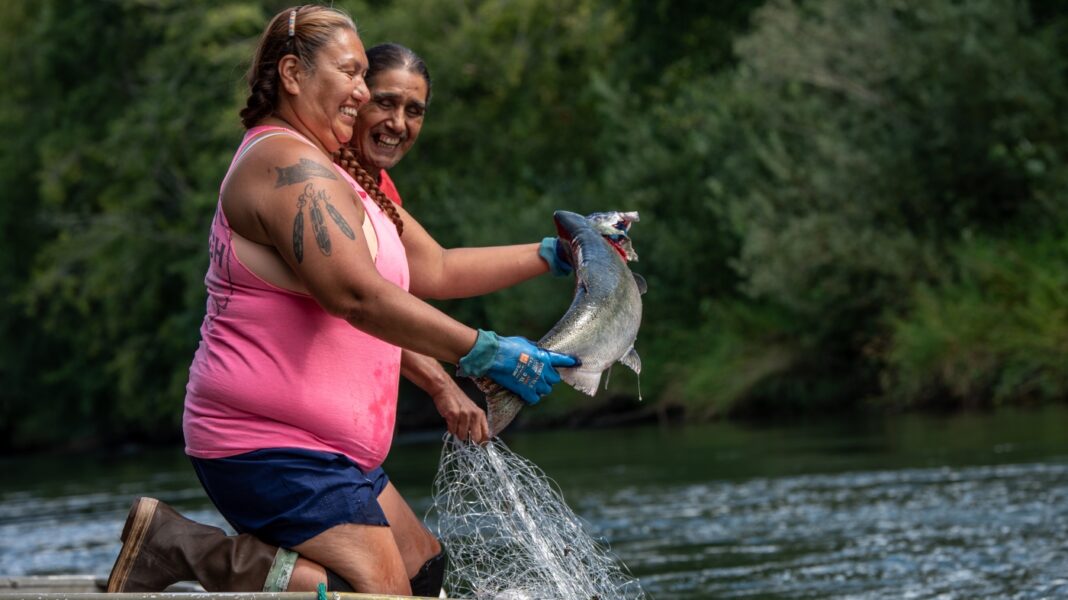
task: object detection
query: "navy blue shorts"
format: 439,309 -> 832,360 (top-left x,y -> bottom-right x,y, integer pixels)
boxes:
189,448 -> 390,548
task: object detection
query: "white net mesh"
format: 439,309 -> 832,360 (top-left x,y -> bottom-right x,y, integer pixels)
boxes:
429,434 -> 648,600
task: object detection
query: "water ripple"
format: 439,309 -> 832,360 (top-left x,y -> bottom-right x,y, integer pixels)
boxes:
0,486 -> 229,578
577,462 -> 1068,598
2,455 -> 1067,599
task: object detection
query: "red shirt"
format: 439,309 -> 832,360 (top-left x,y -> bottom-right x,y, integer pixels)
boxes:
379,169 -> 402,206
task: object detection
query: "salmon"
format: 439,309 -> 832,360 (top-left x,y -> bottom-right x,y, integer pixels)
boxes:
477,210 -> 645,436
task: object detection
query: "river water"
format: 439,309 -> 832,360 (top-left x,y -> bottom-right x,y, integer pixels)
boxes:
2,406 -> 1068,599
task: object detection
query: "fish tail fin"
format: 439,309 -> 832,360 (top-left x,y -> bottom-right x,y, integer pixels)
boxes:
562,367 -> 602,396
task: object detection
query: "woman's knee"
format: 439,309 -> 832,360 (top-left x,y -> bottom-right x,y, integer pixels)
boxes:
292,524 -> 409,594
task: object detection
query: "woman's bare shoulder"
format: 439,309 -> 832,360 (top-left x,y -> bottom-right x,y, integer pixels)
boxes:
237,134 -> 341,190
223,134 -> 355,244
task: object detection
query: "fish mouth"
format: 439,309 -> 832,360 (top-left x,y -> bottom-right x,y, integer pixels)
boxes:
592,211 -> 639,261
606,237 -> 635,261
554,210 -> 640,261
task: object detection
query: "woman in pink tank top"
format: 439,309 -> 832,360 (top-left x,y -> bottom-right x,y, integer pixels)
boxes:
106,6 -> 586,598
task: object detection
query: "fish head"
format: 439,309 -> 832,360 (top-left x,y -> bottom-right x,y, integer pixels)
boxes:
585,211 -> 640,262
584,211 -> 639,235
553,210 -> 641,262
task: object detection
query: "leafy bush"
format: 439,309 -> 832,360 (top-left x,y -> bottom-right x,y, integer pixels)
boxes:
883,233 -> 1068,407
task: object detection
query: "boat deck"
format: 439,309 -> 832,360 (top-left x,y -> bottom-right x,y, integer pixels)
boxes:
0,577 -> 449,600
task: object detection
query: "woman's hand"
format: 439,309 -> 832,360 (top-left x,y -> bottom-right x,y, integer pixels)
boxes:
431,384 -> 489,445
401,350 -> 490,444
457,329 -> 579,404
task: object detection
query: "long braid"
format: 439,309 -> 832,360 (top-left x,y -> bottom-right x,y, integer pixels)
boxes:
334,147 -> 404,237
240,60 -> 282,129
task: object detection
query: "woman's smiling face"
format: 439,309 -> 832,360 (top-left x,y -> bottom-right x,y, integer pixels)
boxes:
351,68 -> 428,172
294,27 -> 370,152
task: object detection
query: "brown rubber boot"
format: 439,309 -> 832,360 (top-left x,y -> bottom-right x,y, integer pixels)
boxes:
106,497 -> 286,592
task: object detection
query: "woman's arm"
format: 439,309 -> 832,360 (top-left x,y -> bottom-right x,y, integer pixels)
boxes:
226,136 -> 575,403
401,350 -> 489,444
235,139 -> 479,363
394,202 -> 552,300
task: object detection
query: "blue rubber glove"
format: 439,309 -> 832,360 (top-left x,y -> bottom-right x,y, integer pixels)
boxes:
457,329 -> 580,404
539,237 -> 573,277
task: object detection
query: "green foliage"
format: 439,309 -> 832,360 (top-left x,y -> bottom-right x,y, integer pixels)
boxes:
602,0 -> 1068,413
728,0 -> 1068,317
883,233 -> 1068,407
674,301 -> 803,417
3,0 -> 266,448
0,2 -> 45,443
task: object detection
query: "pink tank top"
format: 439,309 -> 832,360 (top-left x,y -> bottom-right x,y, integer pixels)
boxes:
183,126 -> 410,471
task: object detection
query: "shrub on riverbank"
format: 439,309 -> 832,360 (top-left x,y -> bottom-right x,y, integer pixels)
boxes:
594,0 -> 1068,420
882,233 -> 1068,408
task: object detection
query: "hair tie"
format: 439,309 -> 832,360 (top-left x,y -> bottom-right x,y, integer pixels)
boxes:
288,8 -> 297,38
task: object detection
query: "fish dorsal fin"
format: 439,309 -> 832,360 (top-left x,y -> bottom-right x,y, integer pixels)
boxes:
619,346 -> 641,374
633,272 -> 647,295
561,367 -> 602,397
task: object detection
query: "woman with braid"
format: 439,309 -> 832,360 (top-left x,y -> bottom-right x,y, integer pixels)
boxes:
106,6 -> 581,597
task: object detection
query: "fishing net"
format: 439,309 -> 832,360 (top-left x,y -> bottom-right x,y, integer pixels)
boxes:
429,434 -> 647,600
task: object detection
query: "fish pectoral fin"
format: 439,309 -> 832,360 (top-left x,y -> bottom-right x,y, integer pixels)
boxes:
619,346 -> 641,375
562,368 -> 603,396
633,272 -> 648,295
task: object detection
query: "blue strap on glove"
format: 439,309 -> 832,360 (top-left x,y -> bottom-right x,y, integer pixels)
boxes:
539,237 -> 573,277
457,329 -> 580,404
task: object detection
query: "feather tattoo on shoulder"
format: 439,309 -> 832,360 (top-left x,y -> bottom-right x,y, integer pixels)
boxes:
292,183 -> 356,263
293,189 -> 307,263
